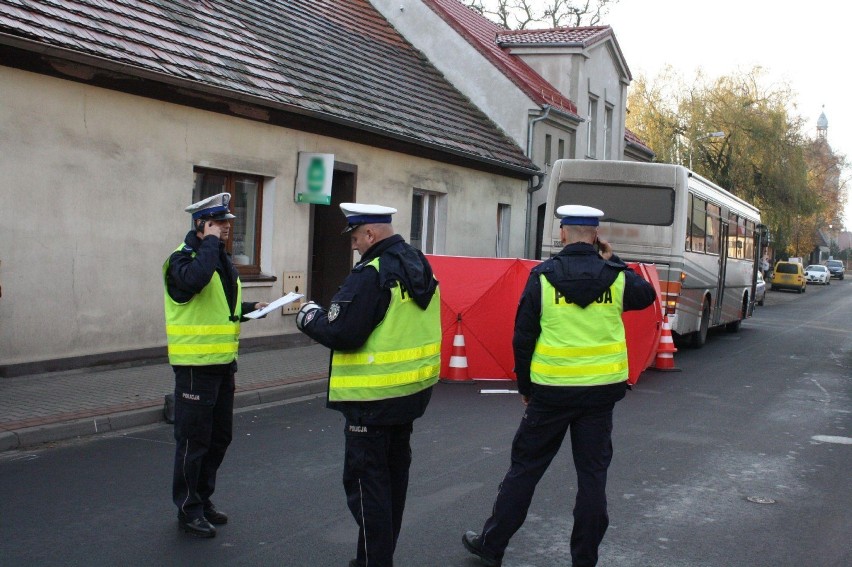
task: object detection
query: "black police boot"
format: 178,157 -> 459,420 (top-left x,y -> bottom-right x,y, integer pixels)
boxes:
178,513 -> 217,538
203,502 -> 228,525
462,531 -> 502,567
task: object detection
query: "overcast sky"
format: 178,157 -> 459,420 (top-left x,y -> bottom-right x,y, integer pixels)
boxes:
605,0 -> 850,228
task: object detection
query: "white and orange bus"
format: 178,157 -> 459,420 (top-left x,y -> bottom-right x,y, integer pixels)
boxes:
541,160 -> 768,347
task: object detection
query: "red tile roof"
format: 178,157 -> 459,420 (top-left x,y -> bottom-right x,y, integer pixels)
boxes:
497,26 -> 612,46
423,0 -> 579,118
497,25 -> 631,81
0,0 -> 536,175
624,127 -> 655,157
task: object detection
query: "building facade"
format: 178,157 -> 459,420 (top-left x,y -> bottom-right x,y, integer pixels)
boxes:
0,0 -> 537,374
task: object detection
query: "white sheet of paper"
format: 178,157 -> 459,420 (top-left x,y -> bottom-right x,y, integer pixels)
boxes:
243,292 -> 304,319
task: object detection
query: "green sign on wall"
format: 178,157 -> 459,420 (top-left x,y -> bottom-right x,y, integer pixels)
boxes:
295,153 -> 334,205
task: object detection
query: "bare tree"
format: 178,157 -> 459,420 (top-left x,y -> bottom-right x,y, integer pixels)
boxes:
464,0 -> 619,29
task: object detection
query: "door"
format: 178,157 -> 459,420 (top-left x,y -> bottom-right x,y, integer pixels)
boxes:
713,221 -> 730,325
310,164 -> 356,308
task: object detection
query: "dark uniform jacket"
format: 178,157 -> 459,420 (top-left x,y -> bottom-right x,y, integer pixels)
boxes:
301,234 -> 438,425
166,230 -> 256,329
513,242 -> 657,405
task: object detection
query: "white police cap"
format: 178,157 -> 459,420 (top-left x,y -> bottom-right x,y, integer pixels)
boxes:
556,204 -> 604,226
340,202 -> 397,233
185,192 -> 236,220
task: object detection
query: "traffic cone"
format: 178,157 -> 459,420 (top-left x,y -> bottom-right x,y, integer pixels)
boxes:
441,315 -> 471,383
651,315 -> 681,372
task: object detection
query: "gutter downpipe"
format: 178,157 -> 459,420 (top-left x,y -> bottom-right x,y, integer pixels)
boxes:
524,104 -> 552,257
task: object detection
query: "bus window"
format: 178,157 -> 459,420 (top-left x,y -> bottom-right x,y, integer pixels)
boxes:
686,193 -> 693,251
706,203 -> 721,255
727,213 -> 746,259
555,181 -> 674,225
745,220 -> 755,258
690,196 -> 706,252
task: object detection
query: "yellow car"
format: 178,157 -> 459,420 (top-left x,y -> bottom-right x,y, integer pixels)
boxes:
771,261 -> 807,293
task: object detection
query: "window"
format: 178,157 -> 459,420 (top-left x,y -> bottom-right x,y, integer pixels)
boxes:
556,181 -> 674,226
193,167 -> 264,276
744,220 -> 755,259
604,105 -> 614,160
558,138 -> 565,160
411,191 -> 439,253
727,213 -> 742,259
688,195 -> 707,252
496,204 -> 511,257
587,97 -> 598,158
705,203 -> 721,255
544,134 -> 552,167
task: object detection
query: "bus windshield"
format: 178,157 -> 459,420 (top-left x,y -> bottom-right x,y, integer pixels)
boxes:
555,181 -> 675,226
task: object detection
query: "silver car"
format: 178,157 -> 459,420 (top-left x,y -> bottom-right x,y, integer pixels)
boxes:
755,271 -> 766,306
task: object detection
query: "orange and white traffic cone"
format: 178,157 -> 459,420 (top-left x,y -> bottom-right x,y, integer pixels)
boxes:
441,315 -> 471,383
651,315 -> 681,372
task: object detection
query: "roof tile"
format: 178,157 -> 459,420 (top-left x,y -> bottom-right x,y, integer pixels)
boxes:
0,0 -> 535,173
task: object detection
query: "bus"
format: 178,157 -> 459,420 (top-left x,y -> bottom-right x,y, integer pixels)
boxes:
542,160 -> 768,347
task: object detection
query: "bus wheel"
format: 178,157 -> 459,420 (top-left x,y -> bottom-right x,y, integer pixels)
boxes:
726,297 -> 746,333
690,299 -> 711,348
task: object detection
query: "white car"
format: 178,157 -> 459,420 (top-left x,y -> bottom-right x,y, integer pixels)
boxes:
804,265 -> 830,285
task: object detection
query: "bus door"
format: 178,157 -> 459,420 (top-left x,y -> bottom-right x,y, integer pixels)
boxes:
713,221 -> 730,325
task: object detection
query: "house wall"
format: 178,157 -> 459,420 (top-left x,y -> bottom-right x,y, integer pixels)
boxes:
510,41 -> 629,162
0,67 -> 527,366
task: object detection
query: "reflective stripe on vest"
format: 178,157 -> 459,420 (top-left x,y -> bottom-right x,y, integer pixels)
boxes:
531,271 -> 627,386
163,245 -> 242,366
329,258 -> 441,402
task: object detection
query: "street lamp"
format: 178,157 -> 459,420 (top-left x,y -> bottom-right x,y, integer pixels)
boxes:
828,224 -> 834,260
689,131 -> 725,170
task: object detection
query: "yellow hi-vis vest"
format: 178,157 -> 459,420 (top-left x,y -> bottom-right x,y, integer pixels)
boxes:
329,258 -> 441,402
163,245 -> 242,366
530,271 -> 627,386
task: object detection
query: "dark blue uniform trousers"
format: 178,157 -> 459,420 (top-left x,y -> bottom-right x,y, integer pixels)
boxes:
343,422 -> 413,567
479,398 -> 615,567
172,363 -> 235,519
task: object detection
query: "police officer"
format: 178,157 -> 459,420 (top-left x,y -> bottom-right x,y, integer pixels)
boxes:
296,203 -> 441,567
163,192 -> 267,538
463,205 -> 656,567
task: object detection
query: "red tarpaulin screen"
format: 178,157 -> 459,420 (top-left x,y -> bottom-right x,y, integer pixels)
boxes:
426,255 -> 662,385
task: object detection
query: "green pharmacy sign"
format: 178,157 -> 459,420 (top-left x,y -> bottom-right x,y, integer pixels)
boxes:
295,153 -> 334,205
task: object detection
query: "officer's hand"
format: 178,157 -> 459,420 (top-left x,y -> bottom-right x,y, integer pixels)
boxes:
597,238 -> 613,260
296,301 -> 320,331
522,395 -> 530,406
202,220 -> 223,240
254,302 -> 269,310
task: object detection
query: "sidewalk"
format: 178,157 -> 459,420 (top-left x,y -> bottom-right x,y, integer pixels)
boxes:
0,343 -> 330,452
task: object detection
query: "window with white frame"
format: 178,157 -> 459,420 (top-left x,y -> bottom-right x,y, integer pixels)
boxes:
193,167 -> 264,277
496,204 -> 511,257
544,134 -> 552,167
604,105 -> 614,160
410,190 -> 441,253
587,96 -> 598,158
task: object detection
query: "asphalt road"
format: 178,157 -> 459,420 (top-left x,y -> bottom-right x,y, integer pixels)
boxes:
1,278 -> 850,567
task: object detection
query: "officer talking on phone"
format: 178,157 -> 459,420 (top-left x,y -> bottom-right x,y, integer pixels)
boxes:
163,192 -> 267,538
463,205 -> 656,567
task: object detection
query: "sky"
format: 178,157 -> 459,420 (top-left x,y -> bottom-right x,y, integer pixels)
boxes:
604,0 -> 851,229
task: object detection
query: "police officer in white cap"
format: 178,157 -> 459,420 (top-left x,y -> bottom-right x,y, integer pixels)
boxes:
463,204 -> 656,567
163,192 -> 267,538
296,202 -> 441,567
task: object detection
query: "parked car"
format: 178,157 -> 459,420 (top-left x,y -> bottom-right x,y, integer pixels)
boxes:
804,264 -> 830,285
826,259 -> 845,280
755,271 -> 766,306
772,261 -> 807,293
